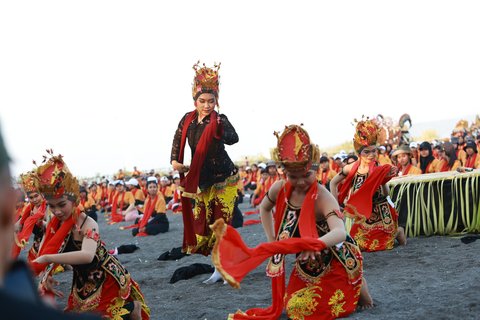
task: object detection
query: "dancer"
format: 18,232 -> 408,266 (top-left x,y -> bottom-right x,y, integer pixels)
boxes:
170,61 -> 239,283
330,118 -> 406,252
12,171 -> 48,263
31,152 -> 150,319
212,125 -> 372,319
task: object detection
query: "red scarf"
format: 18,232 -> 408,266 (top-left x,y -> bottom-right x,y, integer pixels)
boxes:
178,110 -> 219,251
137,194 -> 159,237
211,181 -> 326,319
131,188 -> 138,197
465,153 -> 477,168
108,189 -> 115,204
110,191 -> 125,223
400,164 -> 412,176
321,169 -> 329,185
121,193 -> 159,234
12,201 -> 47,259
439,159 -> 450,172
338,161 -> 394,219
31,207 -> 78,275
160,186 -> 167,196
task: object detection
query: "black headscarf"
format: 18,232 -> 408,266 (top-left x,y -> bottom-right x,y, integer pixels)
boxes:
419,141 -> 435,173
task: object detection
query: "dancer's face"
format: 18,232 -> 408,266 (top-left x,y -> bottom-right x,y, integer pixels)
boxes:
27,192 -> 43,207
195,93 -> 216,118
286,169 -> 316,192
360,146 -> 378,163
47,196 -> 74,222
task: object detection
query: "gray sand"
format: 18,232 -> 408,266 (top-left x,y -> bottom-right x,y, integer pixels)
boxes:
53,200 -> 480,319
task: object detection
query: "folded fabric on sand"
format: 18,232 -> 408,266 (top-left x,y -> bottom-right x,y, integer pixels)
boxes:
157,247 -> 188,261
169,263 -> 214,284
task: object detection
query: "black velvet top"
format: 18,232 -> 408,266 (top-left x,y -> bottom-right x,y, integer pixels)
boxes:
170,111 -> 238,190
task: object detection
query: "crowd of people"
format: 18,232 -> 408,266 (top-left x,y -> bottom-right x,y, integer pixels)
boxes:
3,61 -> 480,319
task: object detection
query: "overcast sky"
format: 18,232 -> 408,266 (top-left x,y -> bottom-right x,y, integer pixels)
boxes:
1,1 -> 479,178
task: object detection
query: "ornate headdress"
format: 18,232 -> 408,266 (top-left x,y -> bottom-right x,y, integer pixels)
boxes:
33,150 -> 79,202
272,125 -> 320,172
19,171 -> 38,194
353,117 -> 383,153
192,61 -> 220,100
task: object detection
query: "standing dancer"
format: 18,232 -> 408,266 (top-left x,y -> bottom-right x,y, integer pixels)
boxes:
330,118 -> 406,252
170,61 -> 239,283
212,125 -> 372,319
31,152 -> 150,319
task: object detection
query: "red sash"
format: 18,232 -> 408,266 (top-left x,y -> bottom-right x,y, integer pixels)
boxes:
12,201 -> 47,259
338,161 -> 395,219
31,207 -> 78,275
110,191 -> 125,223
211,181 -> 326,319
178,110 -> 219,252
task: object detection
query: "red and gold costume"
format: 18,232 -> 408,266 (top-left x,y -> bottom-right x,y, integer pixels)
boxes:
212,125 -> 363,319
338,118 -> 400,252
12,171 -> 48,263
171,62 -> 239,255
30,152 -> 150,319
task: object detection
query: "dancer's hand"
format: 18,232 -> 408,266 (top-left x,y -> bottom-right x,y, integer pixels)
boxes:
33,254 -> 51,264
298,250 -> 322,262
172,161 -> 189,173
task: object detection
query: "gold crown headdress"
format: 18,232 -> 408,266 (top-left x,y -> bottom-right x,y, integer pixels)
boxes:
192,61 -> 220,100
272,125 -> 320,172
19,171 -> 38,194
353,116 -> 383,153
33,149 -> 80,202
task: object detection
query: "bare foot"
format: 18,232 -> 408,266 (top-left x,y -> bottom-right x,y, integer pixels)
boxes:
396,226 -> 407,246
357,277 -> 374,311
130,301 -> 142,320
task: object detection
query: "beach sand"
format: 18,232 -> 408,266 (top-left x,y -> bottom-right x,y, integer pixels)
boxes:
53,199 -> 480,320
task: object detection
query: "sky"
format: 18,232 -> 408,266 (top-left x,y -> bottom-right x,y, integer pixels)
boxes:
1,1 -> 479,178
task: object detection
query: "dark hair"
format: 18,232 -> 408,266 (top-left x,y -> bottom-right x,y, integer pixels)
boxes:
465,141 -> 478,153
194,89 -> 218,101
443,142 -> 457,168
319,156 -> 329,163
